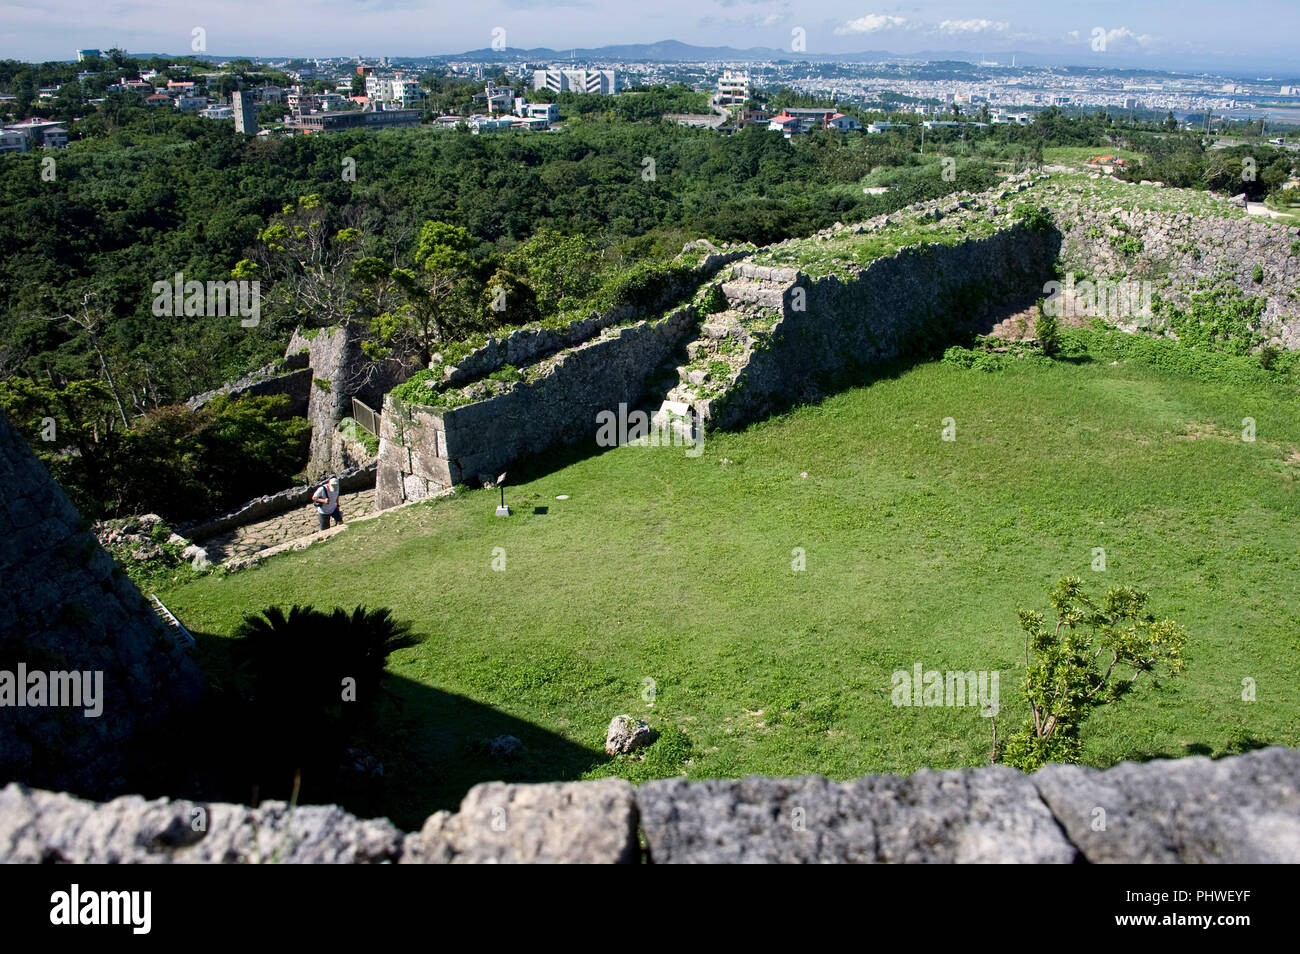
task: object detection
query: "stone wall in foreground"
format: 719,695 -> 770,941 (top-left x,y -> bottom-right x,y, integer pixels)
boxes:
0,415 -> 203,799
2,746 -> 1296,863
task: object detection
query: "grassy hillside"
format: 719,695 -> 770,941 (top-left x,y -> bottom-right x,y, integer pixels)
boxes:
159,338 -> 1300,828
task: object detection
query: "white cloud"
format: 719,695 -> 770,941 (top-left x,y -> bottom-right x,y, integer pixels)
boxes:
834,14 -> 911,36
1068,26 -> 1157,50
1103,27 -> 1155,48
937,19 -> 1010,35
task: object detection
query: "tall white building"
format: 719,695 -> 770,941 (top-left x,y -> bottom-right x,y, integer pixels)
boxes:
532,69 -> 617,95
232,89 -> 258,134
717,70 -> 750,107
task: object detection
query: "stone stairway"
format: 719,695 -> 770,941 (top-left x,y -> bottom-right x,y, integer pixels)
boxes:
642,297 -> 785,441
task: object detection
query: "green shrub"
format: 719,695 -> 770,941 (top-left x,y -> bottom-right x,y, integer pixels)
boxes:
480,268 -> 541,327
389,369 -> 441,405
488,364 -> 524,385
601,261 -> 694,312
698,283 -> 727,315
942,345 -> 978,369
1015,205 -> 1055,233
1109,233 -> 1145,255
229,605 -> 420,795
1035,302 -> 1061,357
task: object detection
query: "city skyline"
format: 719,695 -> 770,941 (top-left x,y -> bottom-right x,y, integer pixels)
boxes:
1,1 -> 1297,74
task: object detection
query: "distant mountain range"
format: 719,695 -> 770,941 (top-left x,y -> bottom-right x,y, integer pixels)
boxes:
161,38 -> 1299,80
423,40 -> 1297,78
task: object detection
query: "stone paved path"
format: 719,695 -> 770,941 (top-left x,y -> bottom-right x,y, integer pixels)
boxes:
199,488 -> 378,564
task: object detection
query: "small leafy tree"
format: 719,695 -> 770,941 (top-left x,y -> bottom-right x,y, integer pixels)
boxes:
1002,578 -> 1188,771
503,228 -> 602,315
377,221 -> 477,365
480,268 -> 540,327
240,194 -> 367,330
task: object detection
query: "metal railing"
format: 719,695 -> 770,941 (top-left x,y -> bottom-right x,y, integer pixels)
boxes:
351,396 -> 381,436
151,594 -> 196,648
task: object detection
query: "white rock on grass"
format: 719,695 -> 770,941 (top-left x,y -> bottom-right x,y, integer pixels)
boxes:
605,715 -> 657,756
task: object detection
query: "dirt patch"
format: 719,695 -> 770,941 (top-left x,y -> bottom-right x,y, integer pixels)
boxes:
983,291 -> 1094,343
1176,422 -> 1234,442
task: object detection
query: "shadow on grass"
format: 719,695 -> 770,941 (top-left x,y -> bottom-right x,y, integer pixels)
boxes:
1119,735 -> 1274,765
127,628 -> 605,832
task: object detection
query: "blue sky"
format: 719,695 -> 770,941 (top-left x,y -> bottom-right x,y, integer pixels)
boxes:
1,1 -> 1296,73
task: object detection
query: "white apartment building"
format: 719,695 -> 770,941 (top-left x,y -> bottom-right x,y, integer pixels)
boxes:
717,70 -> 750,107
532,69 -> 617,95
482,85 -> 514,112
511,100 -> 558,123
365,74 -> 427,108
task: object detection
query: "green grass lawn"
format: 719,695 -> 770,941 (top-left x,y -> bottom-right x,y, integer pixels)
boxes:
159,344 -> 1300,828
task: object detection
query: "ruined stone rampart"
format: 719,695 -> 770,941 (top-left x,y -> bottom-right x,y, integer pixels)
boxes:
710,223 -> 1060,429
372,173 -> 1300,505
1045,189 -> 1300,347
377,306 -> 698,505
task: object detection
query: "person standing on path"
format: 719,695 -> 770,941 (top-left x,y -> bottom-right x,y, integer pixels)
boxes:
312,476 -> 343,531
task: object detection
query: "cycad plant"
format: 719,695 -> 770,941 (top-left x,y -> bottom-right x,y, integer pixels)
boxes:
230,604 -> 420,792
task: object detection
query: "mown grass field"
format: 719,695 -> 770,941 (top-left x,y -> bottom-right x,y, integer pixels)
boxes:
159,340 -> 1300,828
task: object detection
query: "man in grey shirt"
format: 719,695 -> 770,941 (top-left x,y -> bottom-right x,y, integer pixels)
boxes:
311,476 -> 343,531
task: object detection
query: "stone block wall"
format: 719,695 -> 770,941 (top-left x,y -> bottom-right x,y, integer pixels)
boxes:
288,326 -> 361,480
286,326 -> 415,481
376,306 -> 699,508
711,222 -> 1061,430
1047,194 -> 1300,347
3,746 -> 1296,863
439,247 -> 754,391
0,415 -> 203,799
187,364 -> 312,418
180,463 -> 376,542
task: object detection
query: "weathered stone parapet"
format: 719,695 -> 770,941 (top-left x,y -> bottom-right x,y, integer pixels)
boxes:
401,779 -> 639,864
3,747 -> 1297,863
0,784 -> 406,864
638,767 -> 1077,863
1046,198 -> 1300,348
437,250 -> 753,392
187,365 -> 312,418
